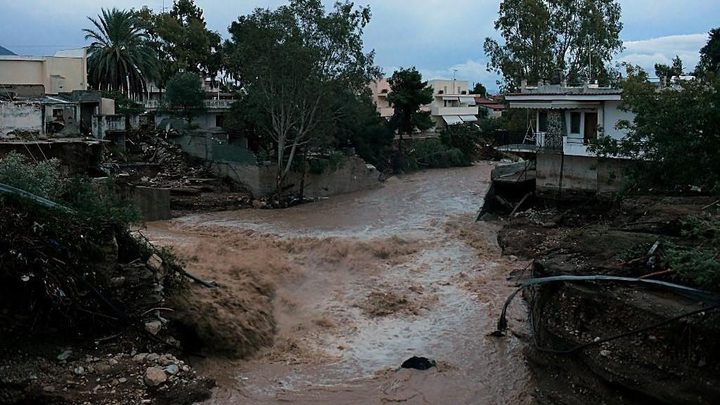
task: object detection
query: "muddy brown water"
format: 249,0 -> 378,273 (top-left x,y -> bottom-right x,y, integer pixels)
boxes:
145,162 -> 534,404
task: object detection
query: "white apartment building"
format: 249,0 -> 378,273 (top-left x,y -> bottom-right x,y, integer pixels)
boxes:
369,78 -> 479,131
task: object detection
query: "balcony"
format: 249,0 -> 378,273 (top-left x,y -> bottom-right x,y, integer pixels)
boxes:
431,106 -> 479,116
496,132 -> 595,157
144,99 -> 235,111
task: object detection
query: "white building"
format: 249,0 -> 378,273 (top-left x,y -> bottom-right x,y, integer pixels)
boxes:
501,83 -> 637,198
503,83 -> 635,157
426,79 -> 479,128
369,78 -> 479,131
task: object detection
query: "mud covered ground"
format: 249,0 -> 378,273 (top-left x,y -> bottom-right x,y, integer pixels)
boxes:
497,196 -> 720,405
143,163 -> 536,404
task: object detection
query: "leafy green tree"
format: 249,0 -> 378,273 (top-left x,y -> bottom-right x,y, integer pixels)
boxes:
137,0 -> 222,88
332,90 -> 395,171
592,67 -> 720,192
164,72 -> 206,125
83,8 -> 159,97
484,0 -> 623,90
696,28 -> 720,77
472,83 -> 488,97
223,0 -> 379,193
386,68 -> 434,170
655,55 -> 684,84
440,124 -> 485,165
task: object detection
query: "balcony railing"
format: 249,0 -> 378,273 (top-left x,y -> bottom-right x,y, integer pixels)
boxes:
144,99 -> 234,111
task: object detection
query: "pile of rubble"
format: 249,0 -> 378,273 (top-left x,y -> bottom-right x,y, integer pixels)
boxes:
108,130 -> 253,212
0,193 -> 215,403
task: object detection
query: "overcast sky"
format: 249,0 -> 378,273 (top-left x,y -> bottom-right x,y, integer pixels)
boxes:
2,0 -> 718,91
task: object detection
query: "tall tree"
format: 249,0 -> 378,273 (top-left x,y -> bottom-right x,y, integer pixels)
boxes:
83,8 -> 159,97
484,0 -> 623,90
472,82 -> 488,97
164,72 -> 206,125
386,68 -> 434,170
655,55 -> 684,85
137,0 -> 222,88
387,68 -> 434,135
332,89 -> 395,172
223,0 -> 379,193
696,28 -> 720,78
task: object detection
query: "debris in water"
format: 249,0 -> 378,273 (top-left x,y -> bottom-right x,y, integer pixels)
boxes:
400,356 -> 436,370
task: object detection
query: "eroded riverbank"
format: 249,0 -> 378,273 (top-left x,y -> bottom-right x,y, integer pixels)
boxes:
144,163 -> 534,404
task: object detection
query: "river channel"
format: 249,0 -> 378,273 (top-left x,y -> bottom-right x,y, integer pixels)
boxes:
145,162 -> 533,404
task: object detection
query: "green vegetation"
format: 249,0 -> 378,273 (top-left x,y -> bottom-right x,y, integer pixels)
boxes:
654,55 -> 685,84
137,0 -> 223,88
84,8 -> 159,97
0,152 -> 139,230
591,67 -> 720,193
164,71 -> 206,125
665,216 -> 720,291
386,67 -> 434,171
223,0 -> 379,193
696,28 -> 720,77
484,0 -> 623,89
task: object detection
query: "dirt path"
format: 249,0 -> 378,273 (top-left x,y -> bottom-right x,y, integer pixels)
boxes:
144,163 -> 534,404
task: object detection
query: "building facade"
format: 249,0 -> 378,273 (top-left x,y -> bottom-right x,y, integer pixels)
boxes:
0,49 -> 88,97
502,83 -> 636,198
369,78 -> 480,131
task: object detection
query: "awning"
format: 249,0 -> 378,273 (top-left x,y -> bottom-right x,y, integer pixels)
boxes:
441,95 -> 459,101
442,115 -> 464,125
508,101 -> 601,109
459,96 -> 476,105
460,115 -> 478,122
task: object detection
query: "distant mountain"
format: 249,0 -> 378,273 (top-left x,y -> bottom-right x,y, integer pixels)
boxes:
0,45 -> 16,55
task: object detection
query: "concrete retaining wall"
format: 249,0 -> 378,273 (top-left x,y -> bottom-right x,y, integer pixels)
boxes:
131,186 -> 171,221
0,102 -> 43,137
171,132 -> 380,198
536,153 -> 629,199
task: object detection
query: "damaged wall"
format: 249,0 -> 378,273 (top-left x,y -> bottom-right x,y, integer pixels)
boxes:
170,132 -> 381,198
536,153 -> 630,199
0,101 -> 43,137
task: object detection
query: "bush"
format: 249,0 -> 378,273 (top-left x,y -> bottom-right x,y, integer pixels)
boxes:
0,152 -> 64,200
440,124 -> 484,164
405,138 -> 470,170
0,151 -> 139,230
664,215 -> 720,291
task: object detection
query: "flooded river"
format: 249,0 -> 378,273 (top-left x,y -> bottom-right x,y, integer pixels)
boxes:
145,162 -> 533,404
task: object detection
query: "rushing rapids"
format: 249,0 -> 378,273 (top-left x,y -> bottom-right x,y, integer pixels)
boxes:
145,162 -> 534,404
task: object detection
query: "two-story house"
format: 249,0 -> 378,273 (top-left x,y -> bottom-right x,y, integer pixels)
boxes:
501,82 -> 636,198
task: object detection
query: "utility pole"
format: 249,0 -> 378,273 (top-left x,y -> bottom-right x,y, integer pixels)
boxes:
452,69 -> 457,94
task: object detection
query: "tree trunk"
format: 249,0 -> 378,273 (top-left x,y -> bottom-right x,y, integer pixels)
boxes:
299,147 -> 308,201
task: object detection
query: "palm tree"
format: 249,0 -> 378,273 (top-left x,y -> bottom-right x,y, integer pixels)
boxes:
83,8 -> 159,98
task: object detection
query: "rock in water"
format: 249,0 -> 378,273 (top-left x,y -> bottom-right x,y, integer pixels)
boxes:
400,356 -> 436,370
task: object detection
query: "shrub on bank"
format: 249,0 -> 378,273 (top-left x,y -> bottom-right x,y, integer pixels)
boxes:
0,152 -> 180,337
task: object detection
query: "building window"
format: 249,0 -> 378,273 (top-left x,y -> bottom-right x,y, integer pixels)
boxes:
570,112 -> 581,134
444,86 -> 447,93
215,114 -> 225,128
538,111 -> 548,132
